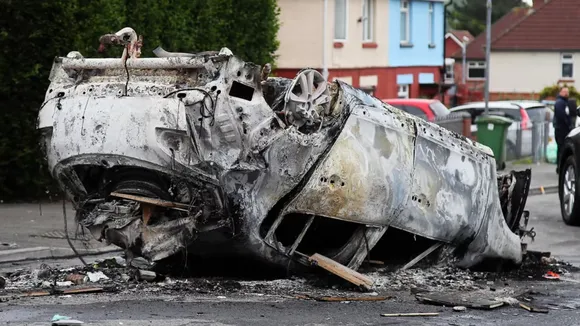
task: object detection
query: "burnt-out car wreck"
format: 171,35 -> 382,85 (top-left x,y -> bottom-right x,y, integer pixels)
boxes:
37,28 -> 533,278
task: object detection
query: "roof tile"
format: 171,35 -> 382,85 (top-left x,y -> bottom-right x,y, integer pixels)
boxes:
452,7 -> 531,59
492,0 -> 580,51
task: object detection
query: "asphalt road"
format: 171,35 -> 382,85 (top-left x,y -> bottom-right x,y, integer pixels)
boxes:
525,193 -> 580,266
2,194 -> 580,325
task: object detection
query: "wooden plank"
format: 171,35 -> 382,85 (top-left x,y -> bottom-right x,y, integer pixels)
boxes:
381,313 -> 439,317
110,192 -> 189,211
305,295 -> 391,302
519,302 -> 549,313
309,253 -> 374,290
416,292 -> 505,310
400,243 -> 443,271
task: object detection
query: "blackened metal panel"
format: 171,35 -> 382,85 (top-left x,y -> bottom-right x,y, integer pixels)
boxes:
390,118 -> 491,243
281,103 -> 416,226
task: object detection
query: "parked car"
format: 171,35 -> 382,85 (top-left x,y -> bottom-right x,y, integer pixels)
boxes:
558,105 -> 580,226
381,98 -> 449,122
450,101 -> 540,160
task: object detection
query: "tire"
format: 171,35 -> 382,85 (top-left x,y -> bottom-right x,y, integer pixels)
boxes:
559,155 -> 580,226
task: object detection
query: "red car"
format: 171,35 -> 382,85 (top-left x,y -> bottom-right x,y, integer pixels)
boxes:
382,98 -> 450,122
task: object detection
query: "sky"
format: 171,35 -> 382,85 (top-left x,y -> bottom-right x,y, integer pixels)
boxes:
523,0 -> 533,5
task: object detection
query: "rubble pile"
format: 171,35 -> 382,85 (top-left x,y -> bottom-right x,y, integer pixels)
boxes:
1,250 -> 578,301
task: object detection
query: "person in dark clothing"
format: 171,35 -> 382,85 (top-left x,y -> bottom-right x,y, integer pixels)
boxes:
554,87 -> 573,173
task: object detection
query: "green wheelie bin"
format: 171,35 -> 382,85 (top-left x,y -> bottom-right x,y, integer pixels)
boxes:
474,114 -> 513,170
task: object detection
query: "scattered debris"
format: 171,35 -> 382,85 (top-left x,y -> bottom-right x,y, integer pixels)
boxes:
296,294 -> 391,302
23,287 -> 111,297
453,306 -> 466,312
52,320 -> 84,326
309,253 -> 374,291
137,270 -> 157,282
65,274 -> 87,285
0,242 -> 18,250
541,256 -> 557,265
86,271 -> 109,282
416,291 -> 505,310
519,302 -> 549,313
0,276 -> 5,289
130,257 -> 153,270
543,271 -> 560,280
52,315 -> 72,322
381,313 -> 439,317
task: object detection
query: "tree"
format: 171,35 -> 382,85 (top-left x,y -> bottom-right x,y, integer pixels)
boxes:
448,0 -> 529,37
0,0 -> 280,201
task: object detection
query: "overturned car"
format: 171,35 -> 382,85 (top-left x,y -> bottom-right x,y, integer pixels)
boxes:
37,28 -> 532,275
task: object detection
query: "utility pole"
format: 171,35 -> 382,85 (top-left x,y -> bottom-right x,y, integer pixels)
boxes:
322,0 -> 329,81
484,0 -> 491,114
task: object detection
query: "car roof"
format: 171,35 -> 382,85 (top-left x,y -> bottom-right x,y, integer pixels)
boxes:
497,100 -> 547,109
451,100 -> 546,111
451,101 -> 521,111
382,98 -> 436,105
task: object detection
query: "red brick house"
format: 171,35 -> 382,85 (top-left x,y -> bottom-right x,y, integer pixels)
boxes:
445,7 -> 532,105
489,0 -> 580,99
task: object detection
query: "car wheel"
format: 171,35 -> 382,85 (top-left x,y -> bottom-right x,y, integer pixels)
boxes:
559,155 -> 580,226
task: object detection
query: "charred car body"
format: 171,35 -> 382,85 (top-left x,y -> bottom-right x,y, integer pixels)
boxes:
37,28 -> 532,274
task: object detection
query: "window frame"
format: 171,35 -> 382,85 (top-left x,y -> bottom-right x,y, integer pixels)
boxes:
334,0 -> 348,41
428,2 -> 434,45
400,0 -> 410,44
467,61 -> 486,80
444,62 -> 454,82
397,84 -> 410,99
561,53 -> 574,79
362,0 -> 375,42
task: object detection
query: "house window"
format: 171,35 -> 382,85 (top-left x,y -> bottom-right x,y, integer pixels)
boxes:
334,0 -> 347,40
397,84 -> 410,98
562,53 -> 574,79
400,0 -> 410,43
360,86 -> 376,96
444,62 -> 454,83
428,2 -> 434,45
467,61 -> 486,80
362,0 -> 375,42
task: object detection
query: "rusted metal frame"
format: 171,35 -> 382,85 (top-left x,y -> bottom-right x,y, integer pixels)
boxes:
264,214 -> 285,245
287,215 -> 315,256
400,242 -> 443,271
346,225 -> 388,270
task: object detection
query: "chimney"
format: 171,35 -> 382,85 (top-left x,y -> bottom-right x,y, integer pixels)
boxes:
533,0 -> 548,9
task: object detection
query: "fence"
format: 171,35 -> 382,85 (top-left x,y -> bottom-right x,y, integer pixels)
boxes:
403,109 -> 553,164
506,115 -> 552,163
433,111 -> 472,137
469,110 -> 553,163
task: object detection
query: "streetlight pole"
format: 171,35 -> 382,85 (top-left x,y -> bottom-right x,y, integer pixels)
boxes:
322,0 -> 329,81
484,0 -> 491,114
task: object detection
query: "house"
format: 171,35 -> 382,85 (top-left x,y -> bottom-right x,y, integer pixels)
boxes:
274,0 -> 446,99
443,30 -> 473,84
446,7 -> 531,103
489,0 -> 580,99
